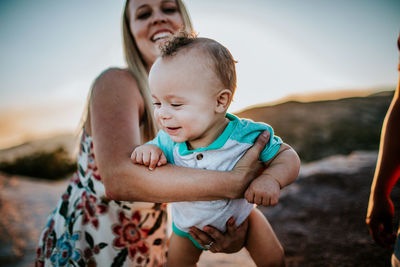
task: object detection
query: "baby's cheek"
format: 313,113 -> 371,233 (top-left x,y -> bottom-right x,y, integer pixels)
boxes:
154,113 -> 162,125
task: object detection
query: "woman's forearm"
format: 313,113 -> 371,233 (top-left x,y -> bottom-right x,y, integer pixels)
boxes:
97,131 -> 269,203
99,132 -> 269,203
102,161 -> 240,202
370,84 -> 400,200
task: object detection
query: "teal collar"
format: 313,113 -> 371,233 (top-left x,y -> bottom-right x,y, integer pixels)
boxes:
178,113 -> 239,155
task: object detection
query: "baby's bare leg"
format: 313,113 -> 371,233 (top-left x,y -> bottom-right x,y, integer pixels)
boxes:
246,209 -> 285,267
167,232 -> 202,267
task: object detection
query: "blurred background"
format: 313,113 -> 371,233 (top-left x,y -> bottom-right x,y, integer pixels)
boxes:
0,0 -> 400,266
0,0 -> 399,149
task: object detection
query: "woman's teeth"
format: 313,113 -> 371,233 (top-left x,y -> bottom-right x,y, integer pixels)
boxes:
152,32 -> 172,42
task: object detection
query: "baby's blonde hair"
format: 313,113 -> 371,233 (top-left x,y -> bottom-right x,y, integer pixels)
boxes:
160,31 -> 237,95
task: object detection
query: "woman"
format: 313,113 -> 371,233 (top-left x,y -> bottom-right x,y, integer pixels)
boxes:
36,1 -> 284,266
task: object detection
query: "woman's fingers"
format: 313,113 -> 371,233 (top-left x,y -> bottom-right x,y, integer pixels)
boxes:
203,226 -> 223,242
189,227 -> 214,249
189,226 -> 224,252
226,217 -> 237,235
371,223 -> 391,247
247,131 -> 270,160
233,131 -> 270,194
189,217 -> 249,254
368,219 -> 395,248
203,226 -> 223,252
220,217 -> 249,253
188,227 -> 201,243
237,131 -> 270,167
255,130 -> 270,149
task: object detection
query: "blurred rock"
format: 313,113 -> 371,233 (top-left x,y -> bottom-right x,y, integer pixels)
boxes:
298,151 -> 378,178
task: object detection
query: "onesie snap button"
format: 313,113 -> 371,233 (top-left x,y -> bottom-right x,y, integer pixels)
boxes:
196,153 -> 203,160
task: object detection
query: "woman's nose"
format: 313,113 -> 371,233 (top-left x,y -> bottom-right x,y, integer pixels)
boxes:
151,11 -> 167,25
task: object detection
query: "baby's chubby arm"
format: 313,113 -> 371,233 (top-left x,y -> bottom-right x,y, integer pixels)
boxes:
245,143 -> 300,206
131,144 -> 167,171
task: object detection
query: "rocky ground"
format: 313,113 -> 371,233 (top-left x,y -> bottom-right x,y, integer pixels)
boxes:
261,151 -> 400,267
1,151 -> 398,266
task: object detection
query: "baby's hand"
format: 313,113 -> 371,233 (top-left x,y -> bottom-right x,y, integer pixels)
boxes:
131,144 -> 167,170
244,176 -> 281,207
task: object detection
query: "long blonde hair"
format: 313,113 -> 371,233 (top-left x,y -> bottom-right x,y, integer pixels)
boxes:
122,0 -> 193,141
80,0 -> 193,143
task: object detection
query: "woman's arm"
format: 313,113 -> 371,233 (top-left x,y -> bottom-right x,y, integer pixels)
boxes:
89,68 -> 268,203
366,79 -> 400,247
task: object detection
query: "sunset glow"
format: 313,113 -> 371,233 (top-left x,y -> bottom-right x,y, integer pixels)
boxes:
0,0 -> 399,149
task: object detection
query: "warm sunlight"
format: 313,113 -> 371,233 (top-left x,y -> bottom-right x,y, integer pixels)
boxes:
0,0 -> 398,149
1,1 -> 400,266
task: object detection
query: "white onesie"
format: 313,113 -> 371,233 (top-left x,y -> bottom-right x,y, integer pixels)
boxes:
147,113 -> 282,248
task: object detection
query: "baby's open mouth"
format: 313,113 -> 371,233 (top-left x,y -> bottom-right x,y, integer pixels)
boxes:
165,126 -> 181,134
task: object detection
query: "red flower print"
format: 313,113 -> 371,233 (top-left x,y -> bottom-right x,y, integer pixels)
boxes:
87,151 -> 101,181
76,191 -> 107,229
70,173 -> 80,185
38,219 -> 56,259
112,211 -> 150,260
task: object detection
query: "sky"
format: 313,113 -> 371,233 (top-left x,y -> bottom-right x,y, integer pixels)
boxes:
0,0 -> 399,149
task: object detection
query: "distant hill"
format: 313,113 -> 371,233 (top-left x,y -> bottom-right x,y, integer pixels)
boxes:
0,134 -> 77,163
0,90 -> 394,165
0,134 -> 78,180
235,90 -> 394,162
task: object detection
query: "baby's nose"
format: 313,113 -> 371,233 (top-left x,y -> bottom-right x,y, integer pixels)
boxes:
158,107 -> 172,120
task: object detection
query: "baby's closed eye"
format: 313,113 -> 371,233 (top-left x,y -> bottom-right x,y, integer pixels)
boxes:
171,103 -> 183,107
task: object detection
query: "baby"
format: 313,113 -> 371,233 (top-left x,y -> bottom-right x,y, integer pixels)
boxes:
131,32 -> 300,266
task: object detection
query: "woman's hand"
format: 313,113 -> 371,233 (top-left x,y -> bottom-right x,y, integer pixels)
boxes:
230,131 -> 270,198
189,217 -> 248,253
366,195 -> 396,248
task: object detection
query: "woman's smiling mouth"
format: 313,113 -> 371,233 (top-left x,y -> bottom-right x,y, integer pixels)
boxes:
151,30 -> 173,42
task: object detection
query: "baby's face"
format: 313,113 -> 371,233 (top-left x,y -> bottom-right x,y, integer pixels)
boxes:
149,52 -> 223,148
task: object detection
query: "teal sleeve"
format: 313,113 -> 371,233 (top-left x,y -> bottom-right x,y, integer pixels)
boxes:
231,118 -> 282,162
146,130 -> 176,164
260,126 -> 282,162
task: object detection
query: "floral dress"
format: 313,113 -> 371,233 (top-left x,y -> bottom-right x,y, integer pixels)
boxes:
35,132 -> 168,267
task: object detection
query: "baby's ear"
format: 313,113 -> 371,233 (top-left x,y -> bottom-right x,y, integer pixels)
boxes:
215,89 -> 232,113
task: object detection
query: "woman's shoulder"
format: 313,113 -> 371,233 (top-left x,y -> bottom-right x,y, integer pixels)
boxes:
84,68 -> 144,136
90,67 -> 144,110
93,67 -> 138,89
91,67 -> 143,100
